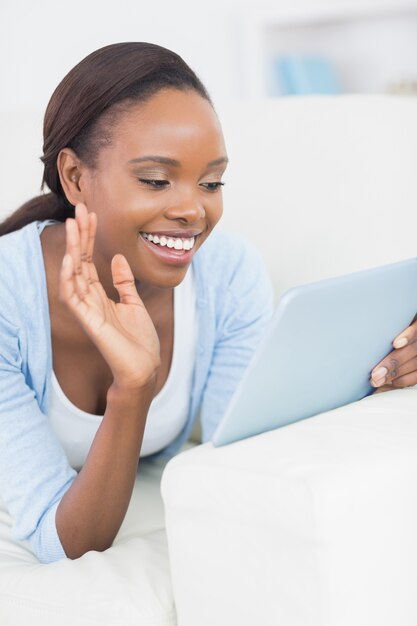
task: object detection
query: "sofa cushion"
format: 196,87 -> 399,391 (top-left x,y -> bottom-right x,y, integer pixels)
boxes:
0,457 -> 176,626
162,388 -> 417,626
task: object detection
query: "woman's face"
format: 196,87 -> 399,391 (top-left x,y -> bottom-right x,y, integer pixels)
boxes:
76,88 -> 227,291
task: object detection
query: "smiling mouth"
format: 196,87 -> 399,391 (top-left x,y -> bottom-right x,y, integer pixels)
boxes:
138,232 -> 202,266
139,232 -> 197,251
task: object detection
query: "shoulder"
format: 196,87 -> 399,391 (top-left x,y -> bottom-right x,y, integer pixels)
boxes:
0,220 -> 48,320
194,227 -> 273,301
0,219 -> 47,266
196,227 -> 258,259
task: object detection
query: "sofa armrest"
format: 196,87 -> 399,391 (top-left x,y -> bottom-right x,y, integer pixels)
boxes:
161,389 -> 417,626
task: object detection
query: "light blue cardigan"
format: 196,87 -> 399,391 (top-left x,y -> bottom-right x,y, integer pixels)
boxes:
0,219 -> 273,563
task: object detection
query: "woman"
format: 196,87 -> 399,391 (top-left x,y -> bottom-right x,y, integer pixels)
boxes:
0,42 -> 274,564
0,42 -> 415,566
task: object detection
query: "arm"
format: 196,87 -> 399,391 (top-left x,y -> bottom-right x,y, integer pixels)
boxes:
0,339 -> 154,561
0,204 -> 160,563
55,381 -> 155,559
54,204 -> 160,559
0,313 -> 77,563
199,238 -> 274,442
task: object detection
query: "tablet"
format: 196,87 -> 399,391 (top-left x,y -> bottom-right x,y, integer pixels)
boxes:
212,257 -> 417,447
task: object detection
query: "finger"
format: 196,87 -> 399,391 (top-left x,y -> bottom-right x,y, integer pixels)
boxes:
390,370 -> 417,389
66,212 -> 108,310
373,383 -> 394,394
84,211 -> 102,289
65,217 -> 90,299
75,203 -> 90,283
111,254 -> 142,306
371,353 -> 398,387
393,315 -> 417,349
59,253 -> 89,318
371,341 -> 417,386
388,355 -> 417,387
86,212 -> 97,264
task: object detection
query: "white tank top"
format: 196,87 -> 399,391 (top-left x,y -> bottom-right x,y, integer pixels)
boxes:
48,266 -> 198,470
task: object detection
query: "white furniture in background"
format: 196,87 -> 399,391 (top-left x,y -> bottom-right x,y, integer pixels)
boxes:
1,95 -> 417,625
216,94 -> 417,300
241,0 -> 417,97
162,388 -> 417,626
160,94 -> 417,626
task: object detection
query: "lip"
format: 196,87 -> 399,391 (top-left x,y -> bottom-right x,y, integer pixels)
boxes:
139,232 -> 199,266
140,229 -> 202,238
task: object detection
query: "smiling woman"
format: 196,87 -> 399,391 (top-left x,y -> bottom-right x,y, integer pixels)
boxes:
0,42 -> 273,564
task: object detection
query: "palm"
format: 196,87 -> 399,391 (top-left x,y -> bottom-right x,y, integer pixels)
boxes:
59,204 -> 160,388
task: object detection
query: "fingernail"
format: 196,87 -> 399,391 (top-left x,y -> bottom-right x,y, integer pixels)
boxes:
394,337 -> 408,348
372,377 -> 386,387
372,367 -> 388,381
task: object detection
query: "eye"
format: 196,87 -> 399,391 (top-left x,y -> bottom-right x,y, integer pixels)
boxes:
200,182 -> 225,192
138,179 -> 169,189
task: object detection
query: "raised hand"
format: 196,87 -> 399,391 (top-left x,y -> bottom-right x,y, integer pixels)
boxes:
59,203 -> 161,390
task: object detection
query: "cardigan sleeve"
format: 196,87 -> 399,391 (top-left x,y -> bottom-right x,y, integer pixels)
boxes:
199,239 -> 274,442
0,312 -> 76,563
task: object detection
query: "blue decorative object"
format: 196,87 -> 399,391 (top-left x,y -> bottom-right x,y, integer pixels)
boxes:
274,56 -> 342,96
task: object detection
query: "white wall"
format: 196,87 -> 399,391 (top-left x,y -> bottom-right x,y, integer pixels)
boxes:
1,0 -> 415,110
1,0 -> 245,110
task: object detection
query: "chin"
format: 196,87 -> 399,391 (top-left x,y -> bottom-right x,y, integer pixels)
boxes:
134,265 -> 190,291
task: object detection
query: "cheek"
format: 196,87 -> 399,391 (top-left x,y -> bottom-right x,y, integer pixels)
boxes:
83,177 -> 116,219
87,167 -> 129,205
208,195 -> 223,225
87,177 -> 157,225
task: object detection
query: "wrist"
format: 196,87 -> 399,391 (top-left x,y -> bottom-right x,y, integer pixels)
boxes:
111,362 -> 160,390
107,374 -> 158,402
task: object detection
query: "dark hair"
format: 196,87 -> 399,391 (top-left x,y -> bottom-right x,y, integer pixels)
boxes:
0,42 -> 212,236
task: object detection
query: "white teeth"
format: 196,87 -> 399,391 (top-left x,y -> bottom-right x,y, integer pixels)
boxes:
141,232 -> 196,251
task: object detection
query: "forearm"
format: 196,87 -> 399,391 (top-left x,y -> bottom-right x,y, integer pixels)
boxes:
55,380 -> 155,559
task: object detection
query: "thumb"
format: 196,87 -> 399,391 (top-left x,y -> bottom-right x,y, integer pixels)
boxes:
111,254 -> 141,305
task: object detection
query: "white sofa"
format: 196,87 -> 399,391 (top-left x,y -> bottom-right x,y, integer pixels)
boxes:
1,95 -> 417,626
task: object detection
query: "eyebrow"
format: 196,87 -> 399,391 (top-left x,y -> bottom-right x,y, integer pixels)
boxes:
127,155 -> 228,167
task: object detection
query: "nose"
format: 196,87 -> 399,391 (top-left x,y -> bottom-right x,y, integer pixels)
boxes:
163,189 -> 205,224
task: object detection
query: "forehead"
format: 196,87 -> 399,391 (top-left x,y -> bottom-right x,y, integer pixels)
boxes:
108,89 -> 226,161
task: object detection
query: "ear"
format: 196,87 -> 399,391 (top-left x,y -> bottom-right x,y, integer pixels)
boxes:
57,148 -> 89,206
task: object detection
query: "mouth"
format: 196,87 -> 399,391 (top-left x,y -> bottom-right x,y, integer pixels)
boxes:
138,230 -> 201,266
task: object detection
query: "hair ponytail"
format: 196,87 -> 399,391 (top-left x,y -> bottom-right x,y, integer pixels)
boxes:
0,42 -> 211,238
0,193 -> 73,237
